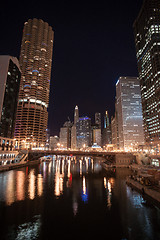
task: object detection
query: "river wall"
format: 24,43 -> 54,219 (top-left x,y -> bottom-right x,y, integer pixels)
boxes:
126,177 -> 160,207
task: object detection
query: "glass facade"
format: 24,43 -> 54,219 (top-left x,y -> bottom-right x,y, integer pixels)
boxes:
76,117 -> 91,148
116,77 -> 144,150
0,56 -> 21,138
133,0 -> 160,145
71,106 -> 79,149
95,112 -> 101,129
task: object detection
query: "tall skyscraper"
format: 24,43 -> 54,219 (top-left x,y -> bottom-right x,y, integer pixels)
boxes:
102,111 -> 111,146
111,109 -> 119,149
74,105 -> 79,124
76,117 -> 91,148
60,120 -> 73,149
116,77 -> 144,150
95,112 -> 101,129
92,127 -> 101,146
104,111 -> 109,129
0,56 -> 21,138
71,106 -> 79,149
15,19 -> 54,148
133,0 -> 160,146
91,112 -> 101,146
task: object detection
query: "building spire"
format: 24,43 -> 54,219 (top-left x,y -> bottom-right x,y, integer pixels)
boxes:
74,105 -> 79,124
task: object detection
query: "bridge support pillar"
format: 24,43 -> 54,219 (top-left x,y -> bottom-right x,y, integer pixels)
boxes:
115,153 -> 135,167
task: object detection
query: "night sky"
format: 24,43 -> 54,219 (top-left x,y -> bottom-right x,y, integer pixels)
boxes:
0,0 -> 143,136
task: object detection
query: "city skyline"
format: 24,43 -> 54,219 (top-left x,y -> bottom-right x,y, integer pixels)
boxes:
0,0 -> 143,136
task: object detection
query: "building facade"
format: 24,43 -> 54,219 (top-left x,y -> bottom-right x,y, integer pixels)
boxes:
102,111 -> 112,146
0,56 -> 21,139
111,113 -> 119,149
49,136 -> 59,150
92,128 -> 101,146
59,120 -> 72,149
76,117 -> 91,148
71,106 -> 79,149
95,112 -> 101,129
116,77 -> 145,150
133,0 -> 160,146
15,19 -> 54,148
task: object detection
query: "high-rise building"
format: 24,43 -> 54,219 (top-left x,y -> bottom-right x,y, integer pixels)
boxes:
59,120 -> 73,149
15,18 -> 54,148
74,105 -> 79,124
133,0 -> 160,146
104,111 -> 110,129
0,56 -> 21,138
59,127 -> 69,149
116,76 -> 144,150
71,106 -> 79,149
95,112 -> 101,129
76,117 -> 91,148
91,112 -> 102,146
92,127 -> 101,146
111,110 -> 119,149
49,136 -> 59,150
102,111 -> 111,146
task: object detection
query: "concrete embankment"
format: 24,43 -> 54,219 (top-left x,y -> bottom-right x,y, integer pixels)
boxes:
0,159 -> 41,172
126,177 -> 160,207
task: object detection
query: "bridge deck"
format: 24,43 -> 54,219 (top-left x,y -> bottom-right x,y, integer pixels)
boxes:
28,150 -> 134,162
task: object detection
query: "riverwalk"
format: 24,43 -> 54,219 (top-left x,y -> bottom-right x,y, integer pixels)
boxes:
126,176 -> 160,207
0,158 -> 41,172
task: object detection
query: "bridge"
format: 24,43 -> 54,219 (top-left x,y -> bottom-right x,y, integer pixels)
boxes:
28,149 -> 136,167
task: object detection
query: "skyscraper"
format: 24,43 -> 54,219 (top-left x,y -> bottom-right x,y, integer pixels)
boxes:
116,77 -> 144,150
71,106 -> 79,149
92,127 -> 101,146
59,120 -> 73,149
111,108 -> 119,149
74,105 -> 79,124
133,0 -> 160,146
0,56 -> 21,138
95,112 -> 101,129
102,111 -> 111,146
104,111 -> 109,129
92,112 -> 101,146
15,19 -> 54,148
76,117 -> 91,148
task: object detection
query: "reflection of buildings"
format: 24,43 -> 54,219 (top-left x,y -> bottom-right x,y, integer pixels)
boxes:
133,0 -> 160,147
0,168 -> 43,206
116,76 -> 144,150
0,56 -> 21,138
0,155 -> 105,220
15,19 -> 54,148
103,177 -> 115,209
81,176 -> 88,203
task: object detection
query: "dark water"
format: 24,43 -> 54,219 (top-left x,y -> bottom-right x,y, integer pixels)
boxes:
0,155 -> 160,240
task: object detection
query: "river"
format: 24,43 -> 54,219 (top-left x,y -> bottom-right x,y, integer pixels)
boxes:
0,155 -> 160,240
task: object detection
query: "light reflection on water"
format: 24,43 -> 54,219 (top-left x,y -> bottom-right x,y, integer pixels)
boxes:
0,155 -> 159,239
15,215 -> 41,240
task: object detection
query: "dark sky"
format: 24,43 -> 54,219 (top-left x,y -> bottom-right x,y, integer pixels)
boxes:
0,0 -> 143,136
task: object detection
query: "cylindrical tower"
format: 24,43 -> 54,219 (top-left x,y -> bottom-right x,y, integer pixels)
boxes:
15,18 -> 54,148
